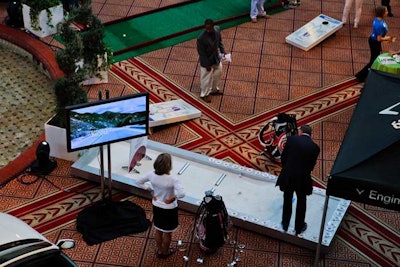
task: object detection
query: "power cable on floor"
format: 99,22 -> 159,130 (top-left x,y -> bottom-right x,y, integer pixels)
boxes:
15,171 -> 94,203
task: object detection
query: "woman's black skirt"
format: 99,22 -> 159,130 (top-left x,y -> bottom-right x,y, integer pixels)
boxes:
152,205 -> 179,232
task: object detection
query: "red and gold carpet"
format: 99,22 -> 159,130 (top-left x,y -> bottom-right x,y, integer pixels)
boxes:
1,57 -> 399,266
1,0 -> 400,265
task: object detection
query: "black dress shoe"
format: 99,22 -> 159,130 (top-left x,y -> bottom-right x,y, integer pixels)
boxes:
388,13 -> 394,17
201,95 -> 211,103
281,222 -> 288,232
210,90 -> 223,95
157,248 -> 175,259
296,222 -> 307,235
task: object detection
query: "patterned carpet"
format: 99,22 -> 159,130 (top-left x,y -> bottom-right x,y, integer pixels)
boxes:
1,0 -> 400,266
2,59 -> 399,266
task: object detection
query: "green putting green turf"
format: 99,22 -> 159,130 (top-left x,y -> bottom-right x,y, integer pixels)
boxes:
104,0 -> 283,62
109,17 -> 250,61
55,0 -> 281,62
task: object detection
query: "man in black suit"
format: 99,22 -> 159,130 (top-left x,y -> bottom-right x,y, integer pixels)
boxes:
276,125 -> 320,235
196,19 -> 226,103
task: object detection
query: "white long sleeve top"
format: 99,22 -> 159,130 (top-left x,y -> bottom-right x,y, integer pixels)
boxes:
136,171 -> 185,209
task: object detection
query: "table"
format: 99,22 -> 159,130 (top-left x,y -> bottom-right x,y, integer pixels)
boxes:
371,53 -> 400,75
149,99 -> 201,128
71,140 -> 350,252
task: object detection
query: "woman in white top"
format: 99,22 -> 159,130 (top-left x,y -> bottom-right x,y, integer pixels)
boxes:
136,153 -> 185,259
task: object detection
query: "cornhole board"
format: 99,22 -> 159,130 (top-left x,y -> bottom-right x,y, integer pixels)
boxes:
286,14 -> 343,51
71,140 -> 350,253
149,99 -> 201,127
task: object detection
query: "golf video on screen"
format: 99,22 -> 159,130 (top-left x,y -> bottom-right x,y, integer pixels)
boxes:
66,92 -> 149,152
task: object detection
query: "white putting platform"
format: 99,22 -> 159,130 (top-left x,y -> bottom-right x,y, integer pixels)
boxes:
149,99 -> 201,128
71,140 -> 350,253
286,14 -> 343,51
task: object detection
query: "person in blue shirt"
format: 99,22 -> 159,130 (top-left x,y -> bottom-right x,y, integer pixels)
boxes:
355,6 -> 395,82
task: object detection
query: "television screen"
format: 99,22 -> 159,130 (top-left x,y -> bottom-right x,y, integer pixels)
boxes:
66,92 -> 149,152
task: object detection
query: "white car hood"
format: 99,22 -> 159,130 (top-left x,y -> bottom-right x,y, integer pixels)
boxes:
0,213 -> 47,246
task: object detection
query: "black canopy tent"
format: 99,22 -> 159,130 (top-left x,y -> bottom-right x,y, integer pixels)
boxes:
327,70 -> 400,211
314,70 -> 400,266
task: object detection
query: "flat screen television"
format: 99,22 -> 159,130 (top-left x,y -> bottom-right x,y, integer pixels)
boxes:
65,92 -> 149,152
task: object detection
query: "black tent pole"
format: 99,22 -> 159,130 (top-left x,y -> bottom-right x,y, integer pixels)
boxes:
313,193 -> 330,267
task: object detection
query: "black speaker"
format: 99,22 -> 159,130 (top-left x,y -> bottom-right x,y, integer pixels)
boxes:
6,1 -> 23,28
30,141 -> 57,175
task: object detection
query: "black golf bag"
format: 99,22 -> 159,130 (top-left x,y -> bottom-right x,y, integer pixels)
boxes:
195,192 -> 229,253
258,113 -> 298,163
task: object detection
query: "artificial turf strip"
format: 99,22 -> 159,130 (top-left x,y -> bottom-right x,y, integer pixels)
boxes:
103,0 -> 282,62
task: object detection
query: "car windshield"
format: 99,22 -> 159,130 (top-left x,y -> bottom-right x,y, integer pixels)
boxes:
0,240 -> 78,267
0,240 -> 50,264
6,249 -> 78,267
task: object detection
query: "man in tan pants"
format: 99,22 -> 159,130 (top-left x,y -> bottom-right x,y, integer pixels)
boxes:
197,19 -> 226,103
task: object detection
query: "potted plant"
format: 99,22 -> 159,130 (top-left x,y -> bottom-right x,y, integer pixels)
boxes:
74,0 -> 113,84
21,0 -> 64,38
45,14 -> 88,161
44,0 -> 113,161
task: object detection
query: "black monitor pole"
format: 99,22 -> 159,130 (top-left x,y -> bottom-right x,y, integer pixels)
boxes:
105,90 -> 112,201
98,91 -> 106,200
98,90 -> 112,201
